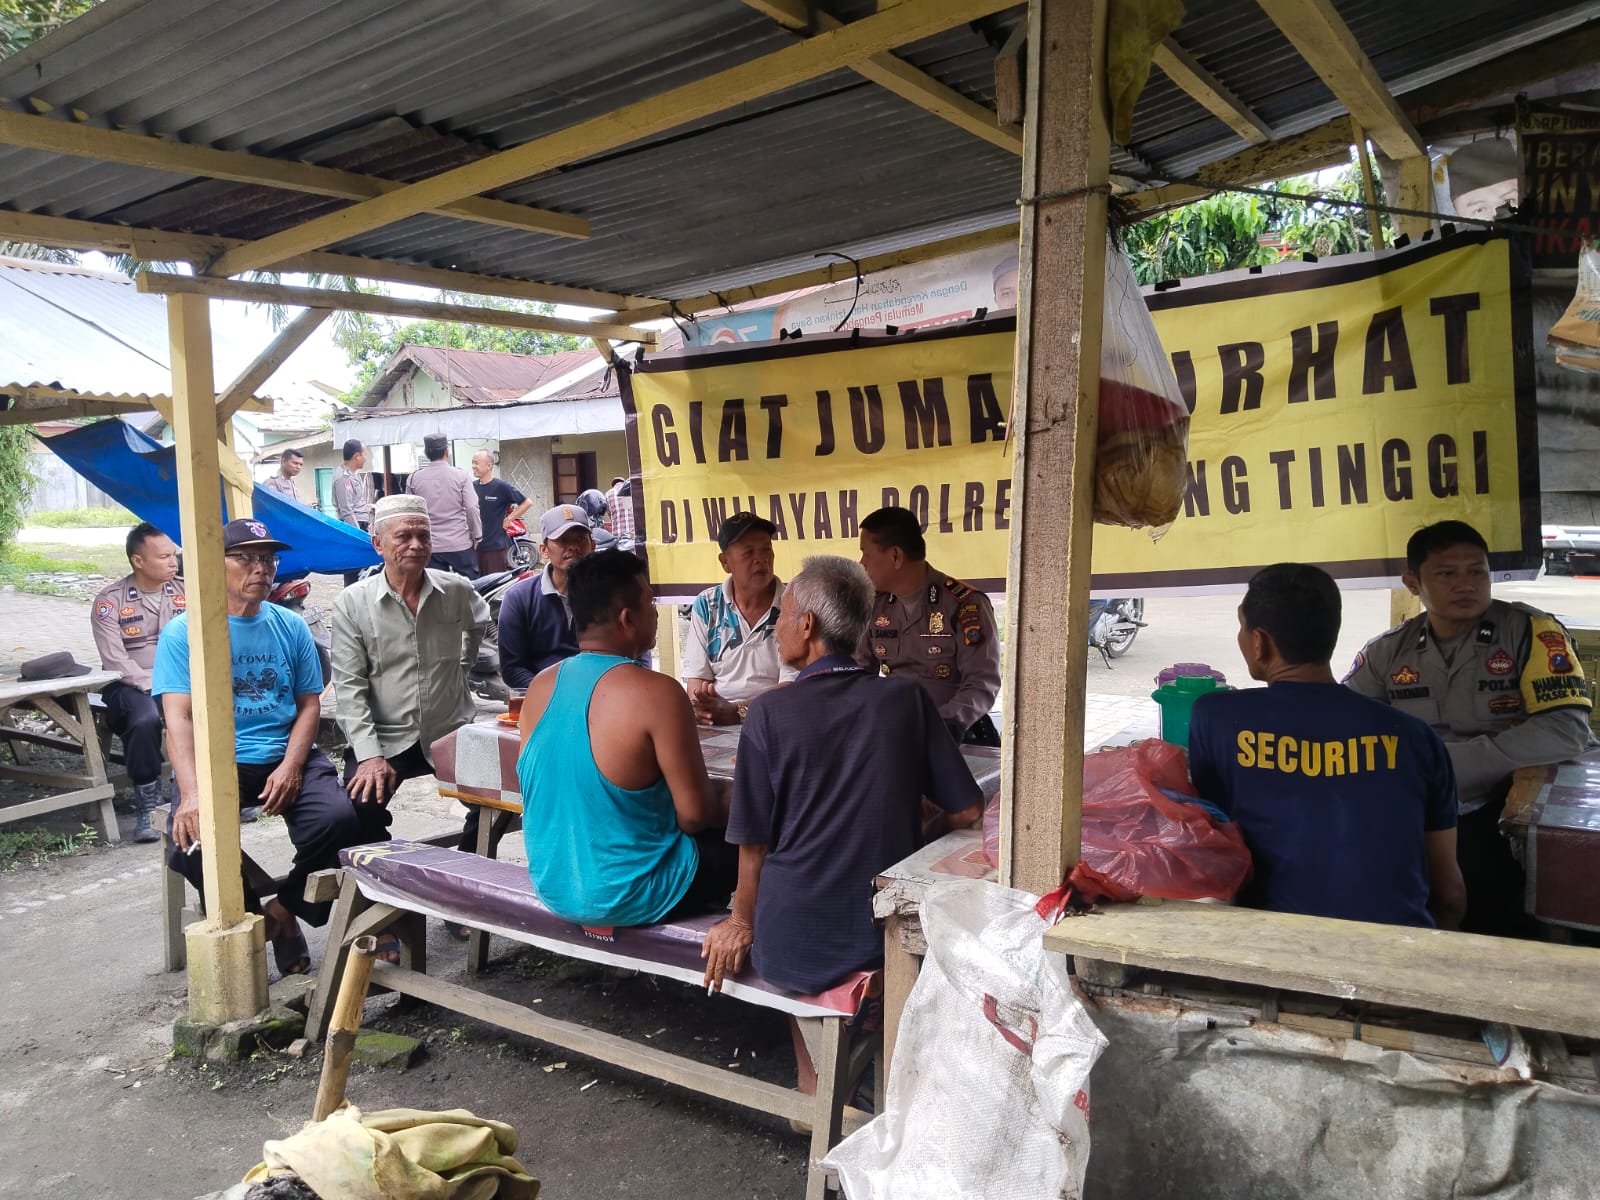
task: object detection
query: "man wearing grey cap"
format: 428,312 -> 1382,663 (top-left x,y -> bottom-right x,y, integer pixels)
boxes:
332,494 -> 490,807
682,512 -> 796,725
497,504 -> 596,692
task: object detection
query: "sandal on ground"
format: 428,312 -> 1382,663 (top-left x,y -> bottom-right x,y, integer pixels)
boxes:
374,934 -> 403,964
272,929 -> 311,977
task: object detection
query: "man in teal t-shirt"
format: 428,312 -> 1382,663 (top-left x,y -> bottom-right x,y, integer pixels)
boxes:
517,552 -> 733,926
153,519 -> 386,976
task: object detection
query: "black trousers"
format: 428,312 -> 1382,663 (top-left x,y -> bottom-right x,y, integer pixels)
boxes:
343,520 -> 370,587
1456,798 -> 1536,938
101,681 -> 165,787
166,748 -> 389,926
429,548 -> 479,578
665,830 -> 741,919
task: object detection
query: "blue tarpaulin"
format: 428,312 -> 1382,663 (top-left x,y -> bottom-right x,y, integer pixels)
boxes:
43,419 -> 379,575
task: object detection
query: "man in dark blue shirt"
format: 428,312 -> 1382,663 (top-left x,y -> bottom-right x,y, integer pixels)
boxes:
1188,563 -> 1466,929
702,555 -> 982,1093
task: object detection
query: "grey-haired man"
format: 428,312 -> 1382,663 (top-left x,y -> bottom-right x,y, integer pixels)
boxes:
332,494 -> 490,806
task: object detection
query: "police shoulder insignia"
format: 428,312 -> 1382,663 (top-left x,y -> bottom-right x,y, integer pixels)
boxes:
94,600 -> 114,621
963,626 -> 982,647
943,577 -> 972,599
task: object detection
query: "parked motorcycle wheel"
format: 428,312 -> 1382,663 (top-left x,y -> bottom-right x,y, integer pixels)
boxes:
509,537 -> 537,572
1104,599 -> 1143,658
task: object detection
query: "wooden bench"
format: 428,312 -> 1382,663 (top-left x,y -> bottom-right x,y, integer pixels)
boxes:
154,806 -> 455,972
306,840 -> 876,1200
1040,899 -> 1600,1040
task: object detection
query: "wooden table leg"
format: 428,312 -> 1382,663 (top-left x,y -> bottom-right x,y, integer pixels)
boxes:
72,691 -> 120,845
881,913 -> 921,1082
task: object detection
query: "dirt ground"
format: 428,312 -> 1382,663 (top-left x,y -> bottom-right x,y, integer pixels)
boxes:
4,572 -> 1597,1199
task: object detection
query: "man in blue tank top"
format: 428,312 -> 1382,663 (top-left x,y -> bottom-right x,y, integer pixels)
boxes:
517,552 -> 734,926
1187,563 -> 1467,929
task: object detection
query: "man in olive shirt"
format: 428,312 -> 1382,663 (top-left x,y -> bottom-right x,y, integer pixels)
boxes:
1346,520 -> 1595,934
332,494 -> 490,806
406,433 -> 482,577
90,522 -> 185,842
855,505 -> 1001,744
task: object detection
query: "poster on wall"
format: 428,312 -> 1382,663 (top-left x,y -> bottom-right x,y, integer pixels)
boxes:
620,233 -> 1538,596
1518,101 -> 1600,271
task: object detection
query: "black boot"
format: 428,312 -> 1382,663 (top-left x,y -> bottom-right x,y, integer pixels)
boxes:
131,781 -> 162,843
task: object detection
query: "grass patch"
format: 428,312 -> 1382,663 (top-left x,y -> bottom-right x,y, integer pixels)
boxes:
25,507 -> 136,529
0,541 -> 126,594
0,824 -> 100,871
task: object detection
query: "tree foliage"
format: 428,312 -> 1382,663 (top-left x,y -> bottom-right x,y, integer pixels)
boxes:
1121,164 -> 1394,286
335,295 -> 583,402
0,427 -> 36,548
0,0 -> 96,57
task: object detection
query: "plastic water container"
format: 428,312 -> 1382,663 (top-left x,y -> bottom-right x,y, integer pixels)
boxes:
1151,673 -> 1230,749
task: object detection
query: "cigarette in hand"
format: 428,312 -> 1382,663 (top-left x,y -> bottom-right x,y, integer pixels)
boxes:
185,841 -> 200,855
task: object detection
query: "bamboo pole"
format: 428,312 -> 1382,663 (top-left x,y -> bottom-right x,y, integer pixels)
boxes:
312,935 -> 380,1122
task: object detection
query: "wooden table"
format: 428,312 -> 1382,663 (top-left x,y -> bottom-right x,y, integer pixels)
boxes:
1502,750 -> 1600,933
0,669 -> 122,845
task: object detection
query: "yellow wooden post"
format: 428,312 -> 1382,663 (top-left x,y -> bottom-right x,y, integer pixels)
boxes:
1352,120 -> 1387,251
219,418 -> 252,520
1390,154 -> 1432,626
655,604 -> 682,681
998,0 -> 1110,894
167,292 -> 267,1022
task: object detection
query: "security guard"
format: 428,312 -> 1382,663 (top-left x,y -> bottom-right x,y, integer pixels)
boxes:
90,521 -> 186,842
855,506 -> 1001,745
1345,520 -> 1595,935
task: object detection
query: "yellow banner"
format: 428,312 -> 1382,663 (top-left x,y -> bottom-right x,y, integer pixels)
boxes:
620,234 -> 1537,595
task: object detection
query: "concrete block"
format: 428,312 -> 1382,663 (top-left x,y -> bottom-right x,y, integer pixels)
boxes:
269,974 -> 316,1014
351,1031 -> 423,1070
185,914 -> 268,1025
171,1004 -> 305,1062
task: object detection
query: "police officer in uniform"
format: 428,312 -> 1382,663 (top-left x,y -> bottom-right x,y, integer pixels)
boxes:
855,506 -> 1001,745
90,522 -> 186,842
1346,520 -> 1595,935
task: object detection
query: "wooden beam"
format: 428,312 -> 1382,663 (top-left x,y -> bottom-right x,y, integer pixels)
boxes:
139,392 -> 260,500
164,293 -> 249,928
0,210 -> 651,311
613,223 -> 1019,324
993,20 -> 1027,127
203,0 -> 1023,277
1151,37 -> 1272,145
1394,154 -> 1435,241
739,0 -> 1021,154
135,273 -> 660,346
1123,119 -> 1356,213
0,109 -> 591,241
216,309 -> 331,421
1255,0 -> 1425,159
0,384 -> 269,415
998,0 -> 1109,893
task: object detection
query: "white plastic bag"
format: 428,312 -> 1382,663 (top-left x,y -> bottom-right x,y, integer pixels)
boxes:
1548,239 -> 1600,374
823,880 -> 1108,1200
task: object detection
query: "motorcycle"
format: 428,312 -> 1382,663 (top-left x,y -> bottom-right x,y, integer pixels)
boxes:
267,575 -> 333,687
1087,597 -> 1145,667
505,517 -> 538,573
467,561 -> 537,702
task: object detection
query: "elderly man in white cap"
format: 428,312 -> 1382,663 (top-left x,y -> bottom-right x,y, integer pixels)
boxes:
332,494 -> 490,808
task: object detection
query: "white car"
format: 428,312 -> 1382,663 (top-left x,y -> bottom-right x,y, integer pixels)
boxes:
1541,523 -> 1600,575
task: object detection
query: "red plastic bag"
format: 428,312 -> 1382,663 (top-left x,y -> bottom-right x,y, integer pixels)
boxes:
984,741 -> 1252,906
1095,246 -> 1190,532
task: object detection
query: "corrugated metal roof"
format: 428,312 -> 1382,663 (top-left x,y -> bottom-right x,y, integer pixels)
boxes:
1,0 -> 1593,304
359,344 -> 604,406
0,256 -> 302,402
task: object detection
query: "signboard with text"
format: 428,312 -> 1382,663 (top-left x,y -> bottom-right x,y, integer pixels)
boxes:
620,233 -> 1538,596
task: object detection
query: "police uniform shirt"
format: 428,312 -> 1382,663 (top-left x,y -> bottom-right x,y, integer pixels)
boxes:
90,573 -> 187,692
854,562 -> 1001,733
1345,598 -> 1595,815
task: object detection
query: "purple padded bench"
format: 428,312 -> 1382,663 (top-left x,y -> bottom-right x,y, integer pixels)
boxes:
305,840 -> 871,1200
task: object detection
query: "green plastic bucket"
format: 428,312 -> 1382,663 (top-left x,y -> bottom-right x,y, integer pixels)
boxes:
1151,674 -> 1229,749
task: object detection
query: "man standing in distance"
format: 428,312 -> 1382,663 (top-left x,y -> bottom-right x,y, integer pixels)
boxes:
855,506 -> 1001,745
262,448 -> 305,502
1346,520 -> 1594,934
682,513 -> 795,725
90,522 -> 185,842
333,494 -> 489,808
406,433 -> 481,577
605,475 -> 635,543
334,439 -> 373,586
471,449 -> 531,577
